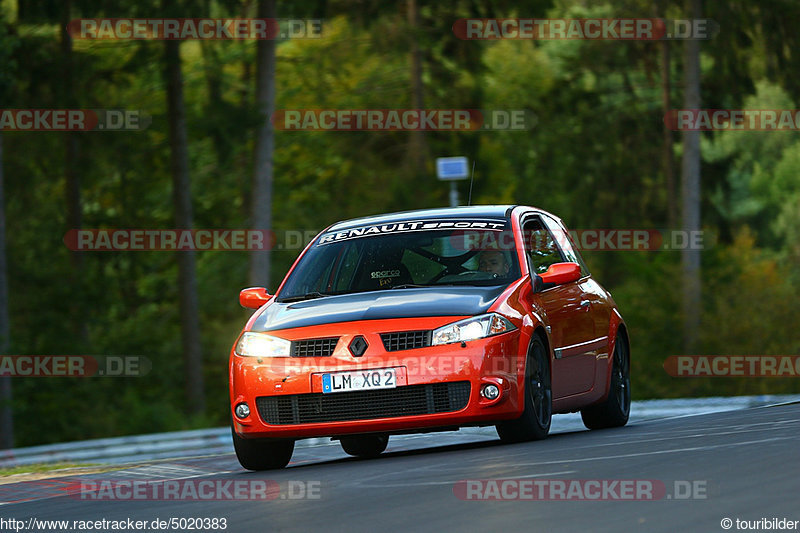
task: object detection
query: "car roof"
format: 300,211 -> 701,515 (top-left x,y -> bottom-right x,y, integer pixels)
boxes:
326,205 -> 518,232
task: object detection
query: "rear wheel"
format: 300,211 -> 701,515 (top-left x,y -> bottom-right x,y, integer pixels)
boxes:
580,332 -> 631,430
496,336 -> 552,443
231,423 -> 294,470
340,434 -> 389,458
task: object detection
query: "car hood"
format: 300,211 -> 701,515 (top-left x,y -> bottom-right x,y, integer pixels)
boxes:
251,285 -> 507,332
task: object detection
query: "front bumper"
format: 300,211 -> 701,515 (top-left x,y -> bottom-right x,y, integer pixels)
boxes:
229,316 -> 525,439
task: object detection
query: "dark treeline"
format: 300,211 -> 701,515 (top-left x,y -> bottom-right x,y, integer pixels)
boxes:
0,0 -> 798,447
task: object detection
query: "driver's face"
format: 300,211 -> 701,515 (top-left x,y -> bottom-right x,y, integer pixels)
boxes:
478,251 -> 509,276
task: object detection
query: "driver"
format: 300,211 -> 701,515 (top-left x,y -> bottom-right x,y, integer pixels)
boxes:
477,250 -> 510,277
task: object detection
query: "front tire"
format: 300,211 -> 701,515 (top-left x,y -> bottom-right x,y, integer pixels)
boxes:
580,332 -> 631,430
496,336 -> 552,443
231,423 -> 294,470
340,434 -> 389,458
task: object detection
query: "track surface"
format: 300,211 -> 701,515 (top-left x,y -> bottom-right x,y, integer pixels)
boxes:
1,403 -> 798,532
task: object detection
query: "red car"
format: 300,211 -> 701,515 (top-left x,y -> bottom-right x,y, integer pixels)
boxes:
229,205 -> 630,470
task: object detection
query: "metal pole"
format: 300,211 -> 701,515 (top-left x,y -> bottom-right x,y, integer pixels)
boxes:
449,181 -> 459,207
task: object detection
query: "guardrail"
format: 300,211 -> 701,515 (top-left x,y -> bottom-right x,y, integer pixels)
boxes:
0,427 -> 233,468
1,394 -> 798,468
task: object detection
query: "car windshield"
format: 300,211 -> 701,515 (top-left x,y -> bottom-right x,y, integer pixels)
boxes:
277,220 -> 520,302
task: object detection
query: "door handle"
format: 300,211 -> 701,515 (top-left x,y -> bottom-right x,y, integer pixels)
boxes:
580,300 -> 591,310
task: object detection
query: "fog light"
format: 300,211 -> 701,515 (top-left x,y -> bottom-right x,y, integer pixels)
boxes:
235,402 -> 250,419
482,384 -> 500,400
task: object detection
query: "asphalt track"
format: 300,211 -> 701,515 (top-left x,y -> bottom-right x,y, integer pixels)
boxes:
1,403 -> 798,533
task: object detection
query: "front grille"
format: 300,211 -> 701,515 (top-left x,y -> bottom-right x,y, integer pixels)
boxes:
380,330 -> 431,352
256,381 -> 471,425
290,337 -> 339,357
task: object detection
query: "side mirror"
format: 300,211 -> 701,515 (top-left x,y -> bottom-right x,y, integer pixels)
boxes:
531,274 -> 545,294
539,262 -> 582,285
239,287 -> 272,309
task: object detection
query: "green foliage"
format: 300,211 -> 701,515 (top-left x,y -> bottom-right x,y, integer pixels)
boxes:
2,0 -> 799,446
704,81 -> 800,246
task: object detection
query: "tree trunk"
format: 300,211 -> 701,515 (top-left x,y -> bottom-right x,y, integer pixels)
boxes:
200,0 -> 227,168
681,0 -> 702,352
0,133 -> 12,449
238,0 -> 255,213
658,0 -> 677,229
61,0 -> 87,342
248,0 -> 277,288
407,0 -> 427,172
164,39 -> 205,415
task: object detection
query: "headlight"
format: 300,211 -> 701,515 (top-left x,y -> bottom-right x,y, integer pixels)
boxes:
235,332 -> 291,357
431,313 -> 516,346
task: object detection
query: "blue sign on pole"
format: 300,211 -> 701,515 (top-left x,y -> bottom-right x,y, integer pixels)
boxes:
436,157 -> 469,181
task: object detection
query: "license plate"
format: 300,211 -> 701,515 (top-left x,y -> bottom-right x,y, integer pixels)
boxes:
322,368 -> 397,394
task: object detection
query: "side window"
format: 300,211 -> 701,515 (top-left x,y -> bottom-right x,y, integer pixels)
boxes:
541,214 -> 590,276
522,217 -> 564,274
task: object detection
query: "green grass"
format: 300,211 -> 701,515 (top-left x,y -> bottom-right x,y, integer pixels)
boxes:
0,462 -> 100,477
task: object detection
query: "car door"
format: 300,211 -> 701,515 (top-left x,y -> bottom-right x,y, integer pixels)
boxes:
544,214 -> 615,352
522,215 -> 596,398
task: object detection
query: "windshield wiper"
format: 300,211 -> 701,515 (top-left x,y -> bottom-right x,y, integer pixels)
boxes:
278,291 -> 333,303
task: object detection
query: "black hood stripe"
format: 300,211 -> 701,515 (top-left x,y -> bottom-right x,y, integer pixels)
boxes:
251,285 -> 507,332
